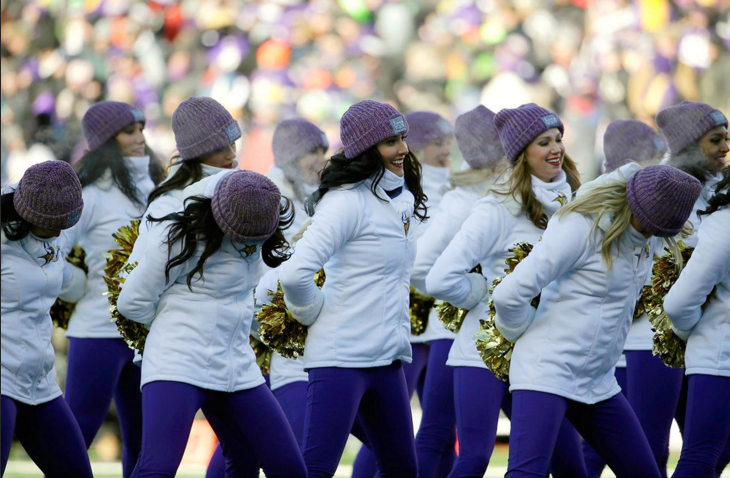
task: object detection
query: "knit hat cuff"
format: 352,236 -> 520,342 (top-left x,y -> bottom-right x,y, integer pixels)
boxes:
179,121 -> 242,160
344,116 -> 408,158
14,196 -> 83,230
509,114 -> 564,162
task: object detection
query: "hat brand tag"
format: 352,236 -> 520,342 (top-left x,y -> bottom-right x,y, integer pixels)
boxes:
710,111 -> 726,126
130,107 -> 145,123
226,123 -> 240,142
541,115 -> 560,129
390,116 -> 407,135
320,132 -> 329,149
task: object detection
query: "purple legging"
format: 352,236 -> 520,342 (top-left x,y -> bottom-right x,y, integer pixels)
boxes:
583,366 -> 628,478
351,343 -> 429,478
1,396 -> 93,478
133,381 -> 305,478
65,337 -> 143,478
672,374 -> 730,478
303,362 -> 417,478
450,366 -> 587,478
625,350 -> 684,478
506,390 -> 661,478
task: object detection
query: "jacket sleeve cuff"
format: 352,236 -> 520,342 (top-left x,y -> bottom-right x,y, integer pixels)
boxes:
496,306 -> 537,343
453,273 -> 488,310
671,325 -> 692,342
285,289 -> 324,327
58,264 -> 87,303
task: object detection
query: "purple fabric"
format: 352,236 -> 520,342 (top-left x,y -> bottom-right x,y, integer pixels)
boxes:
454,105 -> 504,170
656,101 -> 728,154
171,97 -> 242,160
272,118 -> 329,168
1,396 -> 93,478
274,381 -> 309,450
672,375 -> 730,478
403,111 -> 452,152
82,101 -> 145,152
506,390 -> 660,478
603,120 -> 666,172
493,103 -> 564,163
583,366 -> 628,478
340,101 -> 409,159
65,338 -> 143,478
133,381 -> 305,478
625,350 -> 684,478
415,339 -> 456,478
450,367 -> 585,478
303,362 -> 417,478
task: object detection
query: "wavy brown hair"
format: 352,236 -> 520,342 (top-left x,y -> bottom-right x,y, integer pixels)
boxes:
492,152 -> 581,229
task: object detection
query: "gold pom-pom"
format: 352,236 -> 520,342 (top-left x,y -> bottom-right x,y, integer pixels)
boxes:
646,242 -> 693,368
250,335 -> 273,375
103,220 -> 150,354
257,269 -> 325,359
410,287 -> 435,336
476,242 -> 536,382
50,244 -> 88,329
634,286 -> 650,320
436,264 -> 483,333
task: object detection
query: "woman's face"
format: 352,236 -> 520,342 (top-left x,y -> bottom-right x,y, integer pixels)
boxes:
697,125 -> 729,175
202,143 -> 237,169
297,148 -> 328,186
115,122 -> 146,157
376,134 -> 409,177
418,136 -> 452,168
630,215 -> 652,239
30,225 -> 61,239
524,127 -> 565,183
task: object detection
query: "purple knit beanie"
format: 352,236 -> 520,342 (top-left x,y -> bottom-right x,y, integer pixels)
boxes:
656,101 -> 728,154
172,97 -> 242,160
604,120 -> 667,172
211,170 -> 281,243
626,165 -> 702,237
340,100 -> 409,159
403,111 -> 452,152
454,105 -> 505,169
82,101 -> 146,152
272,118 -> 329,168
494,103 -> 565,164
13,161 -> 84,230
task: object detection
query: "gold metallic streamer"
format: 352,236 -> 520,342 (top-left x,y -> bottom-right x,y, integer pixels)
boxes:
409,287 -> 435,336
50,244 -> 88,329
250,335 -> 273,375
436,264 -> 483,333
257,269 -> 325,359
103,220 -> 150,354
476,242 -> 537,382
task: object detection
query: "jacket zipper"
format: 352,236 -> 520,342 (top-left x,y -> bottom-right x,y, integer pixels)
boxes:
31,266 -> 51,405
227,264 -> 247,391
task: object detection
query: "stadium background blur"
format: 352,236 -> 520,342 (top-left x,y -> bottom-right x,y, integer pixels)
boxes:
1,0 -> 729,476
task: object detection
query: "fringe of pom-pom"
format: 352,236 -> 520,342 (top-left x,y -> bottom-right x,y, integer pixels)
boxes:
410,287 -> 435,336
50,245 -> 87,329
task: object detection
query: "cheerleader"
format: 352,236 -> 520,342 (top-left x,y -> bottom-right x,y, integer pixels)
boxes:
492,164 -> 701,478
352,109 -> 454,478
584,119 -> 666,478
61,101 -> 163,477
279,100 -> 426,477
426,103 -> 585,477
619,102 -> 729,478
117,170 -> 306,477
664,172 -> 729,476
1,161 -> 92,477
408,105 -> 504,478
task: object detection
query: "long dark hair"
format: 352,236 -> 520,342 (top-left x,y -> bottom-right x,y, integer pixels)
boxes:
147,155 -> 204,205
306,146 -> 428,221
150,196 -> 295,290
698,166 -> 729,218
75,140 -> 165,207
1,192 -> 32,241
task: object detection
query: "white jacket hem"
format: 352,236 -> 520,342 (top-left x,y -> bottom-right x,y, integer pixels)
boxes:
304,356 -> 412,371
0,389 -> 62,407
141,374 -> 266,393
445,359 -> 487,369
684,368 -> 730,377
508,383 -> 621,405
270,376 -> 309,392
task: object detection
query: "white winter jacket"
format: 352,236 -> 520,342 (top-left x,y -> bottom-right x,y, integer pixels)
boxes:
117,176 -> 265,392
426,172 -> 572,369
62,157 -> 155,338
493,209 -> 655,404
280,178 -> 417,370
267,166 -> 312,241
411,179 -> 495,344
2,233 -> 83,405
664,205 -> 730,377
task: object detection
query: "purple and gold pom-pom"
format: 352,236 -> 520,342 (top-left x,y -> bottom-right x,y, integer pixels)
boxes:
436,264 -> 483,333
50,244 -> 87,329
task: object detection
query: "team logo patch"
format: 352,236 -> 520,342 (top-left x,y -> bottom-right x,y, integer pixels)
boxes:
653,137 -> 666,153
226,122 -> 240,142
437,119 -> 451,135
710,111 -> 727,126
402,212 -> 411,234
130,107 -> 145,124
390,116 -> 407,135
553,191 -> 568,206
541,115 -> 560,129
320,132 -> 329,149
39,243 -> 61,266
239,244 -> 257,258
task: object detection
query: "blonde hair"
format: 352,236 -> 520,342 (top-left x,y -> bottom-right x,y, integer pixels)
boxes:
449,162 -> 502,188
556,176 -> 683,270
492,152 -> 581,229
291,219 -> 312,245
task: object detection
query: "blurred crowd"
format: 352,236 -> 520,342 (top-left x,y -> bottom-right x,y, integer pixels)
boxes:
2,0 -> 729,184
